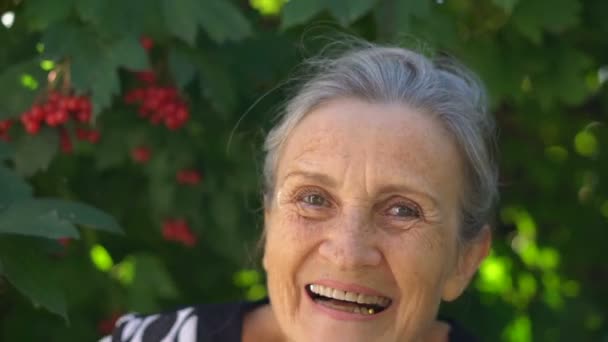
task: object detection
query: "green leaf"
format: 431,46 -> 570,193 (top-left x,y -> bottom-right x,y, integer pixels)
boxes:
8,199 -> 122,235
0,237 -> 68,321
0,167 -> 33,209
0,201 -> 79,239
511,0 -> 581,43
128,254 -> 178,312
0,141 -> 15,162
492,0 -> 520,13
108,37 -> 150,71
14,130 -> 58,177
169,46 -> 197,88
0,59 -> 45,120
197,55 -> 237,115
281,0 -> 325,29
162,0 -> 200,45
198,1 -> 252,43
43,23 -> 144,113
327,0 -> 377,26
22,0 -> 77,31
74,0 -> 103,24
381,0 -> 432,35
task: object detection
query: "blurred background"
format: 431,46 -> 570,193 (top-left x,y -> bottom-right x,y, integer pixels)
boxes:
0,0 -> 606,341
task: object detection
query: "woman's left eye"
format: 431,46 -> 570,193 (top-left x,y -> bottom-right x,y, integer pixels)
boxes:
387,204 -> 420,218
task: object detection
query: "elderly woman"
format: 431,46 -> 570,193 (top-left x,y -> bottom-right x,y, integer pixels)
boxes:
105,42 -> 497,342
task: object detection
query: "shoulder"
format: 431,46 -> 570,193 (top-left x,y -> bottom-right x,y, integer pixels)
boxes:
101,300 -> 267,342
100,306 -> 198,342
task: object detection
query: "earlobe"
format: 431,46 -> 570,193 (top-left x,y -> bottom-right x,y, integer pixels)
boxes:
442,225 -> 492,301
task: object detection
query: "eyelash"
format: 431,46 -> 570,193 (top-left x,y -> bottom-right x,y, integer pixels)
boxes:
293,187 -> 332,208
383,201 -> 422,220
291,187 -> 422,220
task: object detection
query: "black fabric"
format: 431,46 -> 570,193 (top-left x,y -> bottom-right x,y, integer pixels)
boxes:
110,298 -> 479,341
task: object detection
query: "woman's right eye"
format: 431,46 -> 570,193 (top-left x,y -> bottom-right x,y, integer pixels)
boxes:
301,193 -> 328,207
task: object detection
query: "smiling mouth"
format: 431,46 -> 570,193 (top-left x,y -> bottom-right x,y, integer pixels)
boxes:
305,284 -> 392,315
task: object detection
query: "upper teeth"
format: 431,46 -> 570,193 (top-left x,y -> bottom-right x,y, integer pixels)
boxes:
309,284 -> 391,307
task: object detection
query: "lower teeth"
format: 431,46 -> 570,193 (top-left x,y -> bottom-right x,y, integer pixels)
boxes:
316,299 -> 376,315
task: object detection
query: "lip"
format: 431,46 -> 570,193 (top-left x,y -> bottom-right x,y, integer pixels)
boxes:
304,279 -> 393,321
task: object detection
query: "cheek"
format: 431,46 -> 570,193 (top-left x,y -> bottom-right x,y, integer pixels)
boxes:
263,210 -> 321,322
388,227 -> 457,296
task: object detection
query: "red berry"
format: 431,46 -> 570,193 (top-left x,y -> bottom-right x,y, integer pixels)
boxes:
43,101 -> 56,112
58,237 -> 71,247
136,70 -> 157,84
140,36 -> 154,51
59,129 -> 72,154
76,110 -> 91,123
87,129 -> 101,144
131,146 -> 151,163
31,106 -> 45,121
75,97 -> 88,109
24,120 -> 40,134
0,119 -> 13,131
177,169 -> 202,185
97,312 -> 122,336
56,110 -> 69,125
65,97 -> 79,111
48,91 -> 61,103
162,218 -> 197,247
76,127 -> 89,141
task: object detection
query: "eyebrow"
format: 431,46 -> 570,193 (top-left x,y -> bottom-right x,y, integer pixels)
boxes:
282,170 -> 338,188
281,170 -> 439,207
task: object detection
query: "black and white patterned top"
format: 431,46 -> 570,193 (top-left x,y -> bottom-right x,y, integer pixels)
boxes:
100,299 -> 479,341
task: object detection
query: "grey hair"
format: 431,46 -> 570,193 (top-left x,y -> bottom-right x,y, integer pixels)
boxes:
262,42 -> 498,241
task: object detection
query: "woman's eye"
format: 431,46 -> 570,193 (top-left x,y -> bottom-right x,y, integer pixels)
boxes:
387,204 -> 419,218
301,194 -> 328,207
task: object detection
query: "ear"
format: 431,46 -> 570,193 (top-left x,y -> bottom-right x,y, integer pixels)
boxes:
262,207 -> 271,272
442,225 -> 492,301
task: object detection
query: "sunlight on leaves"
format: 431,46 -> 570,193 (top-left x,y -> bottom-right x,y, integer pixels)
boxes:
90,244 -> 114,272
233,269 -> 262,288
113,256 -> 136,286
545,145 -> 568,163
1,11 -> 15,28
40,60 -> 54,71
250,0 -> 287,15
20,74 -> 38,90
246,284 -> 267,301
542,272 -> 564,309
503,315 -> 532,342
574,130 -> 598,157
477,253 -> 512,294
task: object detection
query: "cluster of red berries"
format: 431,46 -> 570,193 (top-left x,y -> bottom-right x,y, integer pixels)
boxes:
176,169 -> 202,185
20,92 -> 92,133
162,218 -> 197,247
17,92 -> 99,154
0,119 -> 14,141
124,85 -> 190,130
123,37 -> 190,130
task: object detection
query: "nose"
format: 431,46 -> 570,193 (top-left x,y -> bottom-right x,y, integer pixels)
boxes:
318,210 -> 382,269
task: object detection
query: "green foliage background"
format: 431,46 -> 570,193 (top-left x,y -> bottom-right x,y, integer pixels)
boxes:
0,0 -> 606,340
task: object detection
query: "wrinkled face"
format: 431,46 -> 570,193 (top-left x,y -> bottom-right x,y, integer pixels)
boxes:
263,98 -> 482,342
